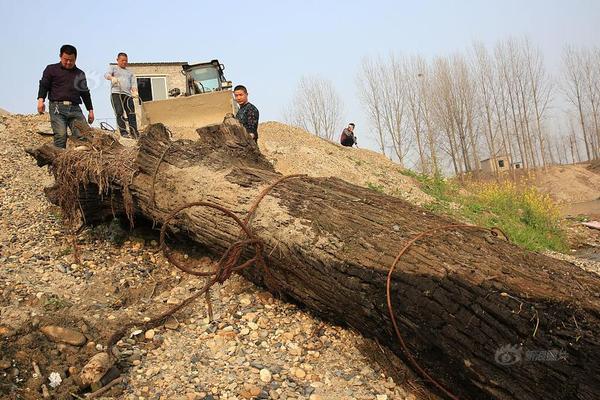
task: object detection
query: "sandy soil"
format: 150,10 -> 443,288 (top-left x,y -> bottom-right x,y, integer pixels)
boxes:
257,122 -> 432,206
532,164 -> 600,204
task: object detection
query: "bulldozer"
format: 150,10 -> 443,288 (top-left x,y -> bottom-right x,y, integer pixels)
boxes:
139,60 -> 237,135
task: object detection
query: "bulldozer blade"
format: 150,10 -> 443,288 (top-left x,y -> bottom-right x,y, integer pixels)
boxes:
140,90 -> 236,134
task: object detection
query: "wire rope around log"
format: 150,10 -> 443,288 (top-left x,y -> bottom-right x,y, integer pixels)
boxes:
386,224 -> 509,400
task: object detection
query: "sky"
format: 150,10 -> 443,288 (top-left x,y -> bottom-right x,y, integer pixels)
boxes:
1,0 -> 599,154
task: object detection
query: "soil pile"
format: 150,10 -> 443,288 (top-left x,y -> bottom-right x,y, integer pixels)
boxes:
589,160 -> 600,175
532,164 -> 600,204
258,122 -> 432,206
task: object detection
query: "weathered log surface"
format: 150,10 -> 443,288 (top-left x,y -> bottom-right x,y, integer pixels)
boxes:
27,118 -> 600,400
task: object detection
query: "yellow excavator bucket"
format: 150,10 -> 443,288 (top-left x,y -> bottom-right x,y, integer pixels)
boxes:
140,90 -> 236,138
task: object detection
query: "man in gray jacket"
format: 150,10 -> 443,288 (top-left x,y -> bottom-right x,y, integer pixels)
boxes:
105,52 -> 139,138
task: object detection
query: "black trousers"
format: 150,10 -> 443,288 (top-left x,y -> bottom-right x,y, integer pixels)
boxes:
341,137 -> 354,147
111,93 -> 138,137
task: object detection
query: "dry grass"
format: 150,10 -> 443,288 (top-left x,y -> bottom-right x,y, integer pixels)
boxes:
49,129 -> 138,226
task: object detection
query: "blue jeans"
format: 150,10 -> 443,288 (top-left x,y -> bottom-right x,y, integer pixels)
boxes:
49,102 -> 87,148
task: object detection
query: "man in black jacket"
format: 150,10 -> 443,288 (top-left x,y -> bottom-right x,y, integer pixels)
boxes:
37,44 -> 94,148
234,85 -> 259,142
340,123 -> 356,147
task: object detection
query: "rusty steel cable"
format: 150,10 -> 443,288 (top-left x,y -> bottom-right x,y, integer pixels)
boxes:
386,224 -> 509,400
109,163 -> 509,400
108,174 -> 305,347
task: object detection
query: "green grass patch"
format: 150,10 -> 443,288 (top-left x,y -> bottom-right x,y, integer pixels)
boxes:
366,181 -> 385,193
402,169 -> 567,252
43,294 -> 72,311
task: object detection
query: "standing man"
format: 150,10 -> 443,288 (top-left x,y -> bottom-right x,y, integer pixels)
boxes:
340,123 -> 357,147
233,85 -> 259,142
105,52 -> 139,138
37,44 -> 94,148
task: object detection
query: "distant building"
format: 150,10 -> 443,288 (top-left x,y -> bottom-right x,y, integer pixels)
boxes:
480,154 -> 511,173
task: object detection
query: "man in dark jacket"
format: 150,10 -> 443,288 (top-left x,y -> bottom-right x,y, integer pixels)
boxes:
37,44 -> 94,148
234,85 -> 259,142
340,123 -> 356,147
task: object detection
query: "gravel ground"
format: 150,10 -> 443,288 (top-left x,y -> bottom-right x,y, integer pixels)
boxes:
0,114 -> 423,399
3,114 -> 598,400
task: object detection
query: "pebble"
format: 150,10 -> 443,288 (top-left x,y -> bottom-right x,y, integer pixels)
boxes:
259,368 -> 272,383
164,319 -> 179,330
39,325 -> 86,346
294,368 -> 306,379
145,329 -> 156,340
80,352 -> 112,386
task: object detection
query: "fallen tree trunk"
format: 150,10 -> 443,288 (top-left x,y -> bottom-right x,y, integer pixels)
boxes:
27,118 -> 600,400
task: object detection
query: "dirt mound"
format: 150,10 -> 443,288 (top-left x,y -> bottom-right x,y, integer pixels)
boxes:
258,121 -> 431,205
589,160 -> 600,175
533,164 -> 600,204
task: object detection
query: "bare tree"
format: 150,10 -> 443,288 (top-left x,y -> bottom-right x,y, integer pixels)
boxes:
354,38 -> 600,175
357,57 -> 387,155
285,75 -> 343,141
523,38 -> 553,169
380,55 -> 411,165
581,47 -> 600,158
563,46 -> 594,160
472,42 -> 500,175
356,55 -> 411,166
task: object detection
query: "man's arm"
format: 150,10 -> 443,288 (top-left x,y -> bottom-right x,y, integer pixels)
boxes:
77,72 -> 94,123
104,65 -> 115,80
37,66 -> 51,114
130,72 -> 138,98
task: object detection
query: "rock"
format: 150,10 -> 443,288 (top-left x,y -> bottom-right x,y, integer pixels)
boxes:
48,371 -> 62,388
241,384 -> 261,398
376,395 -> 388,400
79,352 -> 112,386
0,326 -> 15,337
36,122 -> 52,132
295,368 -> 306,379
145,329 -> 156,340
0,359 -> 11,370
164,318 -> 179,330
260,368 -> 272,383
309,395 -> 322,400
40,325 -> 86,346
240,296 -> 252,306
130,329 -> 143,337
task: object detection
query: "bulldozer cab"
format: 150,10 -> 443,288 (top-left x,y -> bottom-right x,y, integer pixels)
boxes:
183,60 -> 231,95
139,59 -> 237,137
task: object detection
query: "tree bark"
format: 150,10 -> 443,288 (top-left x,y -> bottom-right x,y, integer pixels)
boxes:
27,118 -> 600,400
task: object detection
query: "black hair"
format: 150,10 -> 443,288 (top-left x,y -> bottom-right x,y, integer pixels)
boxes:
349,123 -> 355,127
60,44 -> 77,57
234,85 -> 248,94
117,52 -> 128,59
